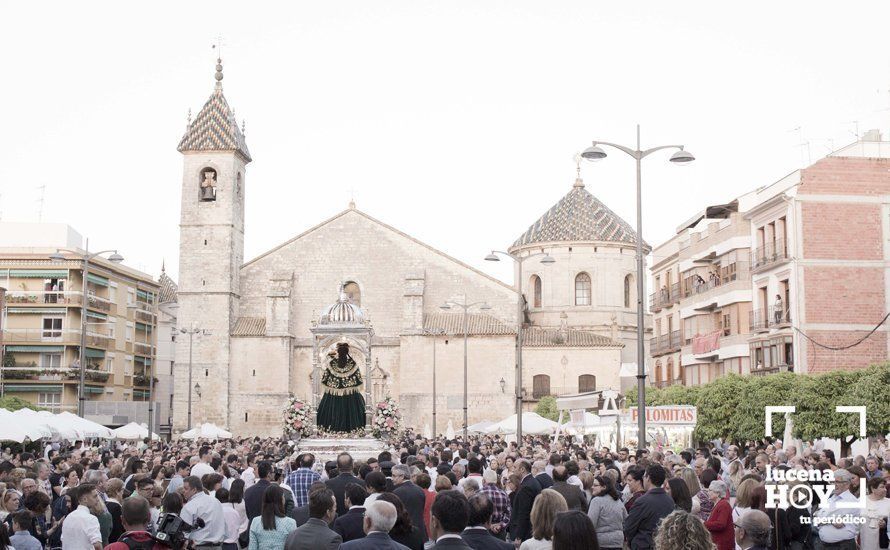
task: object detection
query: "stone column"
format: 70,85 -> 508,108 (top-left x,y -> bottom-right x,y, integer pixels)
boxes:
311,341 -> 320,408
365,345 -> 372,429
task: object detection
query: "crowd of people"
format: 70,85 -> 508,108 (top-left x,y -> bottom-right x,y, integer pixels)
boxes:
0,433 -> 887,550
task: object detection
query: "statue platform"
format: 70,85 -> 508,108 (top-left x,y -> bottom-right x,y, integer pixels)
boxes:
294,436 -> 389,461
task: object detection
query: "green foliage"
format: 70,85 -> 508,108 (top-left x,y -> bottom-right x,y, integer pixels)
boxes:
0,396 -> 40,412
535,395 -> 560,421
623,364 -> 889,443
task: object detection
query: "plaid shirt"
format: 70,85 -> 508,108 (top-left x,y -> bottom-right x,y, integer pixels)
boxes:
481,483 -> 511,531
286,467 -> 320,507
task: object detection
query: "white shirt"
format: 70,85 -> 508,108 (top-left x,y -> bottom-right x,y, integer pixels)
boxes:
61,504 -> 102,549
814,490 -> 862,543
222,503 -> 242,544
241,467 -> 256,489
190,461 -> 215,479
181,491 -> 227,544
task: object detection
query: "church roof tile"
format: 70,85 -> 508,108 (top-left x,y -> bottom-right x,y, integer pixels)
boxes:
521,327 -> 622,348
232,317 -> 265,336
423,313 -> 515,336
511,181 -> 647,250
157,270 -> 178,304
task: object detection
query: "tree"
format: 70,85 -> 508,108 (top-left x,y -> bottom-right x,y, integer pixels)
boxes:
535,395 -> 560,421
735,373 -> 797,442
0,396 -> 40,411
693,375 -> 747,442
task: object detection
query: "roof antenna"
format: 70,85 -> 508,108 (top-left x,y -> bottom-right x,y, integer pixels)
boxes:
36,185 -> 46,222
573,153 -> 584,188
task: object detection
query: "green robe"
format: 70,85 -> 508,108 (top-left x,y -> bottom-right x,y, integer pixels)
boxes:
317,356 -> 366,432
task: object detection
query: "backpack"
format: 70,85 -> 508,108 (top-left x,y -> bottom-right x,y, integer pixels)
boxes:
117,533 -> 160,550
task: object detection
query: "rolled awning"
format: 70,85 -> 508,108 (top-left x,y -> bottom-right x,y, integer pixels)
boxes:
7,308 -> 67,314
86,311 -> 107,321
4,345 -> 65,353
6,270 -> 68,279
84,348 -> 105,358
4,384 -> 63,392
87,274 -> 109,287
83,386 -> 104,394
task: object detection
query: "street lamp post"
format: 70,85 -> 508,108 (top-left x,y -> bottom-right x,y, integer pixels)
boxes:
49,239 -> 124,417
440,299 -> 491,440
580,124 -> 694,449
484,251 -> 555,443
180,325 -> 204,430
423,328 -> 447,437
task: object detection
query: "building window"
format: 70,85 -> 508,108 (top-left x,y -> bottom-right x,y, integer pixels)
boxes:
343,281 -> 361,306
125,356 -> 133,375
532,374 -> 551,399
126,323 -> 134,342
127,288 -> 135,307
574,273 -> 592,306
654,361 -> 663,383
40,353 -> 62,370
530,275 -> 542,308
43,278 -> 65,303
42,317 -> 63,340
37,393 -> 61,412
624,274 -> 633,308
104,355 -> 114,373
578,374 -> 596,393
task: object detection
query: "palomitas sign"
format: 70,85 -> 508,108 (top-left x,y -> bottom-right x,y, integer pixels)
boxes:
625,405 -> 697,425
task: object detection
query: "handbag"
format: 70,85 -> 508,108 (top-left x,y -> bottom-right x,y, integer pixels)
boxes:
879,523 -> 888,549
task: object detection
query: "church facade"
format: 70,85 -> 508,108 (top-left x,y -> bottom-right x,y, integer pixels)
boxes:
173,61 -> 650,437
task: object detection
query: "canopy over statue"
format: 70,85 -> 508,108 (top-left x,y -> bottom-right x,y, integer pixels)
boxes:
316,342 -> 366,431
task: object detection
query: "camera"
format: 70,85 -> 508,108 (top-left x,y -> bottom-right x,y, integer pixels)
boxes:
152,513 -> 205,549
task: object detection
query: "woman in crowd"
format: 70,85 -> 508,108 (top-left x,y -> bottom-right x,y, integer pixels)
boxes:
586,475 -> 625,550
0,491 -> 18,522
732,478 -> 758,523
435,475 -> 453,493
654,510 -> 716,550
703,480 -> 734,550
378,493 -> 424,550
162,492 -> 183,516
105,478 -> 125,543
521,488 -> 569,550
679,467 -> 712,520
666,478 -> 692,513
578,471 -> 595,503
415,472 -> 435,539
248,485 -> 296,549
216,487 -> 240,550
60,466 -> 81,496
22,491 -> 51,546
226,478 -> 249,545
861,476 -> 890,550
365,471 -> 388,504
0,523 -> 12,550
551,510 -> 600,550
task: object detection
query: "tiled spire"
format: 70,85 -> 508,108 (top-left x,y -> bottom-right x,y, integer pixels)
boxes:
177,58 -> 252,162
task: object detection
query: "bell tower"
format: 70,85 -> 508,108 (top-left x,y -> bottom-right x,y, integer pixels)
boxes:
173,58 -> 251,432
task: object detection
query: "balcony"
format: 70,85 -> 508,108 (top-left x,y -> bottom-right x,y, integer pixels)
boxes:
0,366 -> 109,383
768,306 -> 792,328
650,330 -> 682,357
752,238 -> 789,272
750,363 -> 792,376
134,342 -> 153,356
654,378 -> 684,388
649,282 -> 681,312
5,290 -> 83,306
133,373 -> 159,388
86,294 -> 113,313
749,307 -> 791,332
135,309 -> 155,323
692,330 -> 722,355
3,328 -> 114,349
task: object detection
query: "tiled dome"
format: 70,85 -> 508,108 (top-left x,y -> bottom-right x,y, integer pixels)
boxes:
319,293 -> 365,326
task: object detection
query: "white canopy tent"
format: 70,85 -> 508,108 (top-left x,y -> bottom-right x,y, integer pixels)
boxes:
467,420 -> 495,434
113,422 -> 160,441
181,423 -> 233,440
0,409 -> 53,442
484,412 -> 559,435
14,409 -> 81,442
56,411 -> 115,439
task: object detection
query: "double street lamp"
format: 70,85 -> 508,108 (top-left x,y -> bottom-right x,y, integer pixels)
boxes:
579,124 -> 694,449
179,325 -> 206,430
423,328 -> 447,438
484,251 -> 555,443
440,298 -> 491,440
49,240 -> 124,417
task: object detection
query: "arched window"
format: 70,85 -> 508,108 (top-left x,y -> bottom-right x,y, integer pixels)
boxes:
667,358 -> 674,383
654,361 -> 663,384
532,374 -> 551,399
530,275 -> 542,308
578,374 -> 596,393
343,281 -> 361,306
575,272 -> 592,306
199,167 -> 217,202
624,274 -> 633,308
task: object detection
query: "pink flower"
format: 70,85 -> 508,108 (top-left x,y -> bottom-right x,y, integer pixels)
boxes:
386,419 -> 394,428
295,402 -> 303,409
294,421 -> 302,428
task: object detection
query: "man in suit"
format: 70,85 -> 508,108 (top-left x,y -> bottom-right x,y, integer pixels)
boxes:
735,509 -> 772,550
461,494 -> 513,550
333,482 -> 368,542
549,465 -> 587,512
326,452 -> 362,516
391,464 -> 429,542
429,491 -> 473,550
243,460 -> 274,524
291,481 -> 327,527
623,464 -> 675,550
532,460 -> 553,490
340,500 -> 411,550
285,487 -> 342,550
507,460 -> 541,545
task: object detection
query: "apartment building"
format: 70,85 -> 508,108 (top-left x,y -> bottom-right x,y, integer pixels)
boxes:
0,223 -> 160,422
745,130 -> 890,375
649,235 -> 682,387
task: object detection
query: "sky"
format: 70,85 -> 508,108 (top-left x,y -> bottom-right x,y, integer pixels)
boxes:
2,1 -> 890,284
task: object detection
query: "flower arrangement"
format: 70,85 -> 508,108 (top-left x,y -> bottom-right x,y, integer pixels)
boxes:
371,396 -> 401,438
283,396 -> 315,438
315,427 -> 367,439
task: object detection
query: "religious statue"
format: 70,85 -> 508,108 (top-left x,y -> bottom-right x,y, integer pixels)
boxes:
200,170 -> 217,201
316,342 -> 366,432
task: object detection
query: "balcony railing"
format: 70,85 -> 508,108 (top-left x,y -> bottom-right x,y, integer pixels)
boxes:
135,309 -> 154,323
522,385 -> 598,400
752,238 -> 789,271
749,306 -> 791,331
692,330 -> 722,355
0,366 -> 109,382
3,328 -> 113,347
654,378 -> 684,388
750,363 -> 792,376
768,306 -> 792,327
134,342 -> 153,356
650,330 -> 682,356
649,282 -> 682,312
5,290 -> 83,306
86,294 -> 113,312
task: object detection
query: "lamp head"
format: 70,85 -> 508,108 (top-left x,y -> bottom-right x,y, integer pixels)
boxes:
540,254 -> 556,265
194,383 -> 201,397
479,303 -> 492,310
581,144 -> 607,161
669,148 -> 695,163
484,253 -> 500,262
48,251 -> 66,263
440,304 -> 452,311
107,252 -> 124,263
